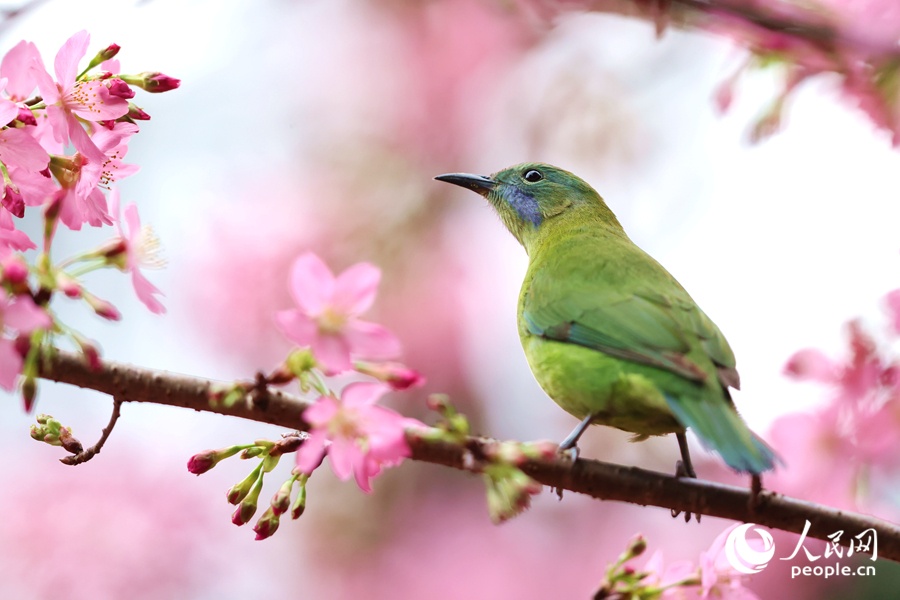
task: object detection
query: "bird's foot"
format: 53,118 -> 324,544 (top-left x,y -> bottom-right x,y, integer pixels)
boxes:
557,442 -> 580,462
554,441 -> 580,500
671,433 -> 700,523
670,464 -> 701,523
748,474 -> 763,515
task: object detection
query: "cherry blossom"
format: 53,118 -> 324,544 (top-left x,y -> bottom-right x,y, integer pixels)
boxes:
108,188 -> 165,314
296,382 -> 419,492
0,294 -> 51,390
276,252 -> 401,373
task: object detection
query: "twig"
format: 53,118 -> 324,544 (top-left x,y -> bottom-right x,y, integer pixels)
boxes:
60,396 -> 123,465
38,350 -> 900,562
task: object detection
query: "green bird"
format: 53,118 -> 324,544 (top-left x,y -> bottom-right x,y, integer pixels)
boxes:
436,163 -> 778,476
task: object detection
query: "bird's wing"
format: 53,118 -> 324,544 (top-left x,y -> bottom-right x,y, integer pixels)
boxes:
523,280 -> 738,387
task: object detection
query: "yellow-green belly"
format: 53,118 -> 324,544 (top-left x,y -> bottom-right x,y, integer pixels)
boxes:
521,334 -> 684,437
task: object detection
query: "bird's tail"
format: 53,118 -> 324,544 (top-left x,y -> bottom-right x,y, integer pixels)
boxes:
664,395 -> 781,474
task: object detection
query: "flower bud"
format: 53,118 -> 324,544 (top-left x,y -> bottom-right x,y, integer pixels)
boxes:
1,254 -> 28,285
122,71 -> 181,93
231,499 -> 257,526
290,482 -> 307,520
15,106 -> 36,126
253,506 -> 280,540
127,103 -> 151,121
21,376 -> 37,413
106,78 -> 134,99
270,479 -> 294,515
59,427 -> 83,454
2,185 -> 24,218
187,450 -> 220,475
83,292 -> 121,321
226,469 -> 260,505
355,361 -> 425,390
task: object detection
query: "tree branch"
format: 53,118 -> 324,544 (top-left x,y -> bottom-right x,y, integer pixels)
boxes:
39,351 -> 900,562
571,0 -> 899,59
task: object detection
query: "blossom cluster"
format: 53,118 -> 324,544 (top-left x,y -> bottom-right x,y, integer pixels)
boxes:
189,252 -> 426,538
595,528 -> 760,600
0,31 -> 177,406
774,290 -> 900,511
539,0 -> 900,145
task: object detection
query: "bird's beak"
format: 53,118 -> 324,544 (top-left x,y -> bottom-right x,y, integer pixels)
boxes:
434,172 -> 497,196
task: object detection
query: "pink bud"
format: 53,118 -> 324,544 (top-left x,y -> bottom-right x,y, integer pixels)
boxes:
100,43 -> 121,61
384,365 -> 425,390
2,185 -> 24,218
106,78 -> 134,99
56,273 -> 82,298
231,499 -> 257,526
15,106 -> 35,126
84,293 -> 121,321
1,254 -> 28,284
187,449 -> 219,475
21,377 -> 36,413
127,104 -> 151,121
253,506 -> 280,540
141,72 -> 180,93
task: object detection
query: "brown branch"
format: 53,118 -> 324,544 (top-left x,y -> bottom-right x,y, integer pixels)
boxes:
39,350 -> 900,562
566,0 -> 900,60
60,397 -> 122,465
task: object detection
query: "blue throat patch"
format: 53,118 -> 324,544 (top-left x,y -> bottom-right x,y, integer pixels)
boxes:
506,187 -> 542,227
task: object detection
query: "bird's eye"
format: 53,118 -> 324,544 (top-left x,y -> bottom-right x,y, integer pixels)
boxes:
523,169 -> 543,183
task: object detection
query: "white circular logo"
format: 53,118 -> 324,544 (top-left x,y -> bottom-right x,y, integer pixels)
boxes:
725,523 -> 776,574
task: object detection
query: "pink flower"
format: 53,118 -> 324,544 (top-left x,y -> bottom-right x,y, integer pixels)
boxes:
109,189 -> 165,314
0,208 -> 34,250
0,40 -> 41,101
778,319 -> 900,508
698,526 -> 763,600
0,294 -> 51,390
296,382 -> 418,492
641,550 -> 698,598
30,30 -> 129,164
784,320 -> 886,406
0,126 -> 50,174
276,252 -> 401,373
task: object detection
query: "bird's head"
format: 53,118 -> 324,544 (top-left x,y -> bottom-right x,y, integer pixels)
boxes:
435,162 -> 622,249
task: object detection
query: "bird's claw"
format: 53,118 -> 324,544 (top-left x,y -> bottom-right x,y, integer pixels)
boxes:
672,459 -> 701,523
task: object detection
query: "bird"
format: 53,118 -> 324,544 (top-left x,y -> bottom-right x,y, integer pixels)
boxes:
435,163 -> 779,480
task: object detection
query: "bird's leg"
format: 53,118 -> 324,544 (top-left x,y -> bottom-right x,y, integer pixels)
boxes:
671,431 -> 700,523
558,413 -> 594,461
675,431 -> 697,479
749,474 -> 762,515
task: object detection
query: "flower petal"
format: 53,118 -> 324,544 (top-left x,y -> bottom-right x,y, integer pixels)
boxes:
54,30 -> 89,87
333,262 -> 380,315
289,252 -> 335,315
344,319 -> 402,360
0,127 -> 50,172
4,296 -> 50,332
303,395 -> 339,426
312,333 -> 352,374
1,41 -> 41,100
327,437 -> 356,481
275,309 -> 318,347
0,339 -> 22,390
295,430 -> 328,474
783,348 -> 837,383
131,269 -> 166,314
341,381 -> 390,408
